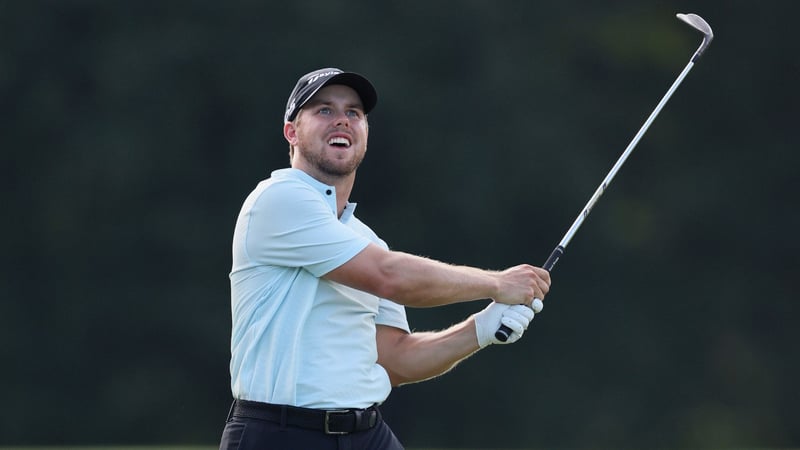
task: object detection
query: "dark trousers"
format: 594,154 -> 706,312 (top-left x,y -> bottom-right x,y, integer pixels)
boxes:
219,404 -> 405,450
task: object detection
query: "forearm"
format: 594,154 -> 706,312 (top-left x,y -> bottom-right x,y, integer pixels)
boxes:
378,251 -> 500,307
376,322 -> 480,387
325,243 -> 548,308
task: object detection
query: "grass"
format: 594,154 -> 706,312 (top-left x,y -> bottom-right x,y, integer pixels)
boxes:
0,447 -> 492,450
0,447 -> 217,450
2,447 -> 797,450
0,447 -> 502,450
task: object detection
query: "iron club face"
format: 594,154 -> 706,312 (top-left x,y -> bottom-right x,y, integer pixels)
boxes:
677,13 -> 714,61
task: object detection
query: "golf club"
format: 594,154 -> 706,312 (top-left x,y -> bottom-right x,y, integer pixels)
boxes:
496,12 -> 714,342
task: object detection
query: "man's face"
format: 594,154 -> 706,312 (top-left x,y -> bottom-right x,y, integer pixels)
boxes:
286,84 -> 369,180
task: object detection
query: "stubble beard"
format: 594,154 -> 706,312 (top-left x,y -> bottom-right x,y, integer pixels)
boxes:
296,136 -> 366,179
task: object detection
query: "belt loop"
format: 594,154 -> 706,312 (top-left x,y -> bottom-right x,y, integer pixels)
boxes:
280,405 -> 288,430
368,408 -> 378,428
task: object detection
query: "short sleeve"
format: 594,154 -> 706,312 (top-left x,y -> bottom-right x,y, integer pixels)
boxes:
241,179 -> 370,277
375,299 -> 410,333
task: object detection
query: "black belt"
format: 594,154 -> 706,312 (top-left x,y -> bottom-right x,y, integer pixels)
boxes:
231,399 -> 381,435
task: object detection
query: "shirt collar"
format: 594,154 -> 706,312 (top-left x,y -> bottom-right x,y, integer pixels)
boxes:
272,168 -> 358,221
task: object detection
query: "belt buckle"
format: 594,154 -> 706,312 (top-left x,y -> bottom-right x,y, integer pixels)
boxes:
324,409 -> 350,435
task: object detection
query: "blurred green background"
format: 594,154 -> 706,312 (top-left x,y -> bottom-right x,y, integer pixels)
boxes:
2,0 -> 797,448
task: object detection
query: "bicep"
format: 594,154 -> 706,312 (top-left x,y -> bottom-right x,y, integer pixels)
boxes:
375,325 -> 411,386
323,243 -> 394,298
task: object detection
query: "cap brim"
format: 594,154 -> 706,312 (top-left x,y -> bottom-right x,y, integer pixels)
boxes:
284,69 -> 379,122
323,72 -> 378,115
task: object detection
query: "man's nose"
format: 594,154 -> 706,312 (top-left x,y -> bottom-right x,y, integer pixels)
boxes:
333,111 -> 350,127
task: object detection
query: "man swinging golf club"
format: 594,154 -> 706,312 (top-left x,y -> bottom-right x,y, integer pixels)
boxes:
218,67 -> 550,449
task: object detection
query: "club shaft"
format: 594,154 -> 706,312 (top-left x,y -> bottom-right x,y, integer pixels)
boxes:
560,60 -> 695,250
494,60 -> 697,342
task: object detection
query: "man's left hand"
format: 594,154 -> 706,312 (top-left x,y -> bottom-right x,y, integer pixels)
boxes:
473,302 -> 535,348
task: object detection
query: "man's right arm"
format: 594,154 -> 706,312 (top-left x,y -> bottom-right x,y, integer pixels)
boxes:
323,243 -> 550,308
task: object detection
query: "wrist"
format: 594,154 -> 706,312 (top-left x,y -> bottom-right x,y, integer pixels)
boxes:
485,270 -> 502,303
473,302 -> 506,348
468,317 -> 482,350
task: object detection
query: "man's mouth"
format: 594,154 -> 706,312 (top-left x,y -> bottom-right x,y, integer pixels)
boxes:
328,136 -> 351,148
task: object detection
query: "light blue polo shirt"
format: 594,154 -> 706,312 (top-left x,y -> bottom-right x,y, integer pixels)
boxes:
229,168 -> 410,409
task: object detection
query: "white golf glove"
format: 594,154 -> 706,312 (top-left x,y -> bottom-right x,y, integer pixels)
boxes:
473,301 -> 537,348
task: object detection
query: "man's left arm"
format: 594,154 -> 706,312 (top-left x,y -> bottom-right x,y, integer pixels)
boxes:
376,302 -> 535,386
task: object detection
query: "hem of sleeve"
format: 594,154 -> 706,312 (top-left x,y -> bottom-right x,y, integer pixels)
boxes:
308,238 -> 371,278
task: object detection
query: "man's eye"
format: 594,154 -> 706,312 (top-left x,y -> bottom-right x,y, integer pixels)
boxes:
318,107 -> 332,115
346,110 -> 361,118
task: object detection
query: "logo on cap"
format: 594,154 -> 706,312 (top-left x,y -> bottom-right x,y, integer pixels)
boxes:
306,70 -> 342,85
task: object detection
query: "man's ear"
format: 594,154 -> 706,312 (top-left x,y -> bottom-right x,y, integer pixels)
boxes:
284,121 -> 298,145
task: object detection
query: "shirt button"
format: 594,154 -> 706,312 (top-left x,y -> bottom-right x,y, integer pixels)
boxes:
326,189 -> 332,195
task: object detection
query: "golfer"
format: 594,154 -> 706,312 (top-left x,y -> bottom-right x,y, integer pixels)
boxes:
219,67 -> 551,449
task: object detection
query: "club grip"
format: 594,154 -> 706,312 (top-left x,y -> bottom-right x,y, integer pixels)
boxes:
494,246 -> 564,342
494,324 -> 515,342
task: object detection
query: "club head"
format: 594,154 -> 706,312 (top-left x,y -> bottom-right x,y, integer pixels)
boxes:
676,13 -> 714,61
